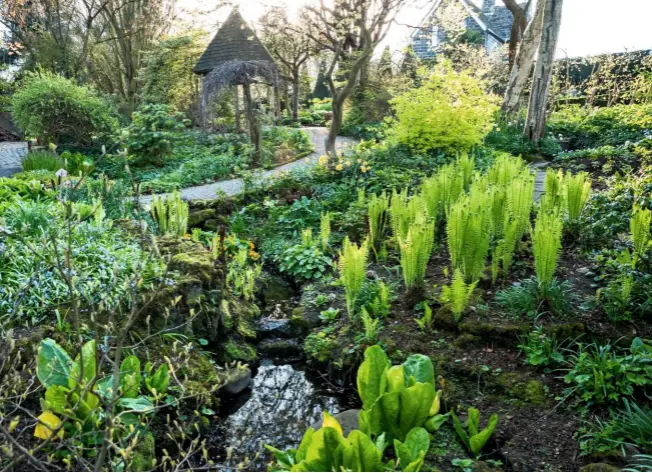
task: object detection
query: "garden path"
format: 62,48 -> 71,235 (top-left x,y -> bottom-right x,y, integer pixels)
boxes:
139,127 -> 358,205
530,161 -> 548,201
0,142 -> 28,177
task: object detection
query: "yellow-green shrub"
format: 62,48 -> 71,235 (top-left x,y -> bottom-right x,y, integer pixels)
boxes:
388,63 -> 499,153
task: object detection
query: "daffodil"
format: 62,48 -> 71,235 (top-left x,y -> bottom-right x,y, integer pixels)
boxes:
335,164 -> 343,171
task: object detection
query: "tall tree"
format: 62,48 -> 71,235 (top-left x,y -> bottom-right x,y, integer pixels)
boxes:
259,7 -> 315,122
378,46 -> 393,78
502,0 -> 530,69
400,44 -> 420,81
523,0 -> 563,140
303,0 -> 408,155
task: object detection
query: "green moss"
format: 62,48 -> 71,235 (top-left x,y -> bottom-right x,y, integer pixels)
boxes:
458,322 -> 528,347
188,209 -> 216,227
453,333 -> 481,348
495,372 -> 548,405
170,252 -> 215,283
224,339 -> 258,362
128,431 -> 155,471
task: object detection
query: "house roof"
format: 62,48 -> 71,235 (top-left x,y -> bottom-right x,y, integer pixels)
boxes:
193,8 -> 275,75
412,0 -> 525,44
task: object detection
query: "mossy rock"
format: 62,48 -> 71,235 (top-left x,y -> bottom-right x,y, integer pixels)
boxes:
224,338 -> 258,363
261,273 -> 294,310
433,307 -> 457,330
259,338 -> 302,358
187,209 -> 216,228
546,322 -> 585,339
580,463 -> 619,472
170,252 -> 215,284
290,306 -> 321,333
454,333 -> 482,348
458,321 -> 529,347
494,372 -> 548,405
128,431 -> 155,471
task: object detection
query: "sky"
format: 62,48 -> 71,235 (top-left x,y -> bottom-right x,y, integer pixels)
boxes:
184,0 -> 652,59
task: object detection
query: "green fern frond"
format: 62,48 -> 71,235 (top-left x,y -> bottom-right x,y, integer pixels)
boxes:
150,190 -> 188,237
320,212 -> 332,251
631,205 -> 652,266
532,211 -> 563,288
564,171 -> 591,223
441,268 -> 477,321
399,217 -> 435,290
338,237 -> 369,318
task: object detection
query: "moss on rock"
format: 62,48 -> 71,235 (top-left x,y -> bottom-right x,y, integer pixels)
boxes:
128,431 -> 155,471
188,209 -> 216,228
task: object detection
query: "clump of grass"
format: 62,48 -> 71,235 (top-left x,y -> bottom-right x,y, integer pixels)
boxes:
21,150 -> 65,172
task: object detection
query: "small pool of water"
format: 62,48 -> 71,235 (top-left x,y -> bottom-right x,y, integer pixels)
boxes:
220,360 -> 341,470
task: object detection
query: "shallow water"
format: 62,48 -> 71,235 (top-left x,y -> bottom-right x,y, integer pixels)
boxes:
221,361 -> 340,470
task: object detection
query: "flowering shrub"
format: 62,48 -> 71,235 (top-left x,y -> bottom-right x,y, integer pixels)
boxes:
387,63 -> 499,153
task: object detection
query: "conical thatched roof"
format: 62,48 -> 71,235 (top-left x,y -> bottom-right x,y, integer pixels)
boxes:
193,8 -> 275,75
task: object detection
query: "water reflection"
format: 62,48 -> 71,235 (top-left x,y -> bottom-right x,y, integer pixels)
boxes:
222,361 -> 340,470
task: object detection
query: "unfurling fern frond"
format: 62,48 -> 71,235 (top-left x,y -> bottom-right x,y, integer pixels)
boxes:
564,171 -> 591,223
302,228 -> 313,246
532,211 -> 563,288
630,205 -> 651,266
538,168 -> 565,217
399,217 -> 435,290
320,212 -> 332,251
441,268 -> 477,321
338,237 -> 369,318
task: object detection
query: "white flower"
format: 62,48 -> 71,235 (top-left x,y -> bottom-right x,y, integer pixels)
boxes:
55,168 -> 68,177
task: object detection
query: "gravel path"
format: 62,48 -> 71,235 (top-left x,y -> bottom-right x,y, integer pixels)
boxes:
0,142 -> 28,177
139,127 -> 357,204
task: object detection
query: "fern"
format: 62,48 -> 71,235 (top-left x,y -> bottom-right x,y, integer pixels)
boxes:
446,192 -> 491,282
320,212 -> 332,251
399,216 -> 435,290
368,280 -> 391,318
414,302 -> 433,331
456,152 -> 475,190
360,307 -> 381,344
630,205 -> 651,266
367,192 -> 389,259
150,190 -> 188,237
389,188 -> 427,241
564,171 -> 591,223
538,168 -> 565,217
338,237 -> 369,318
487,153 -> 528,188
532,211 -> 563,288
421,163 -> 466,220
441,268 -> 477,321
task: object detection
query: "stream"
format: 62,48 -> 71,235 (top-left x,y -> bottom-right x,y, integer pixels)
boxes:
218,360 -> 342,471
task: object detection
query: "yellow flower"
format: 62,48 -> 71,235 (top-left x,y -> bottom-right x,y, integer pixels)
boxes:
357,159 -> 362,164
361,166 -> 367,173
335,164 -> 343,171
363,161 -> 368,166
344,160 -> 351,167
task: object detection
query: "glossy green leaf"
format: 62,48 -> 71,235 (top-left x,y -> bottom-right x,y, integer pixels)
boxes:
467,407 -> 480,437
386,365 -> 405,392
44,385 -> 68,414
146,363 -> 169,396
424,414 -> 449,433
37,339 -> 73,388
469,413 -> 498,456
119,396 -> 155,413
119,356 -> 141,398
357,345 -> 389,410
451,410 -> 470,451
399,382 -> 436,440
70,339 -> 97,389
403,354 -> 435,386
394,427 -> 430,469
340,430 -> 384,472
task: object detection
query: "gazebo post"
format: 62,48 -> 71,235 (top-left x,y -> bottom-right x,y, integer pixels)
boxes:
242,82 -> 261,165
234,85 -> 241,133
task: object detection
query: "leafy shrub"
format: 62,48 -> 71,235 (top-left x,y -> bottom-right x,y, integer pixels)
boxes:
518,327 -> 565,367
21,150 -> 65,172
548,104 -> 652,150
388,63 -> 499,153
485,119 -> 561,158
280,241 -> 333,282
11,71 -> 118,145
564,338 -> 652,408
121,104 -> 190,166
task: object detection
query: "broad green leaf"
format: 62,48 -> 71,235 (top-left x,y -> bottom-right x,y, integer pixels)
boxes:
322,412 -> 343,436
120,356 -> 141,398
44,385 -> 68,414
403,354 -> 435,386
303,426 -> 343,472
70,339 -> 97,389
295,427 -> 315,463
118,396 -> 154,413
469,413 -> 498,457
451,411 -> 470,451
403,452 -> 426,472
357,345 -> 389,410
386,365 -> 405,392
467,408 -> 480,437
95,375 -> 114,400
264,445 -> 296,469
146,363 -> 169,396
394,427 -> 430,469
340,430 -> 384,472
429,390 -> 442,416
398,383 -> 436,440
424,414 -> 449,433
37,339 -> 73,388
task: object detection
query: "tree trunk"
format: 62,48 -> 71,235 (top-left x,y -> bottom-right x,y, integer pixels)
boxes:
503,0 -> 528,70
326,96 -> 344,155
523,0 -> 564,141
502,0 -> 547,115
242,82 -> 262,165
234,86 -> 241,133
292,72 -> 300,122
273,83 -> 281,124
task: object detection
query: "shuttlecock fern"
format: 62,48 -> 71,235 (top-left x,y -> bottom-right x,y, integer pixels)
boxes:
150,190 -> 188,237
389,188 -> 427,241
339,237 -> 369,317
630,205 -> 651,266
487,153 -> 528,188
399,217 -> 435,290
532,211 -> 563,288
368,191 -> 389,258
320,212 -> 332,251
360,307 -> 381,344
564,171 -> 591,223
456,152 -> 475,191
446,192 -> 491,282
302,228 -> 313,246
441,268 -> 477,321
422,163 -> 466,220
538,168 -> 566,217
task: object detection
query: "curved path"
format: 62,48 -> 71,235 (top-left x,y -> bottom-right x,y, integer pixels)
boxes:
139,127 -> 357,204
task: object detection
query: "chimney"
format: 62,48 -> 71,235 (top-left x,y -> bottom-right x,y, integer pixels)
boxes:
482,0 -> 495,16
